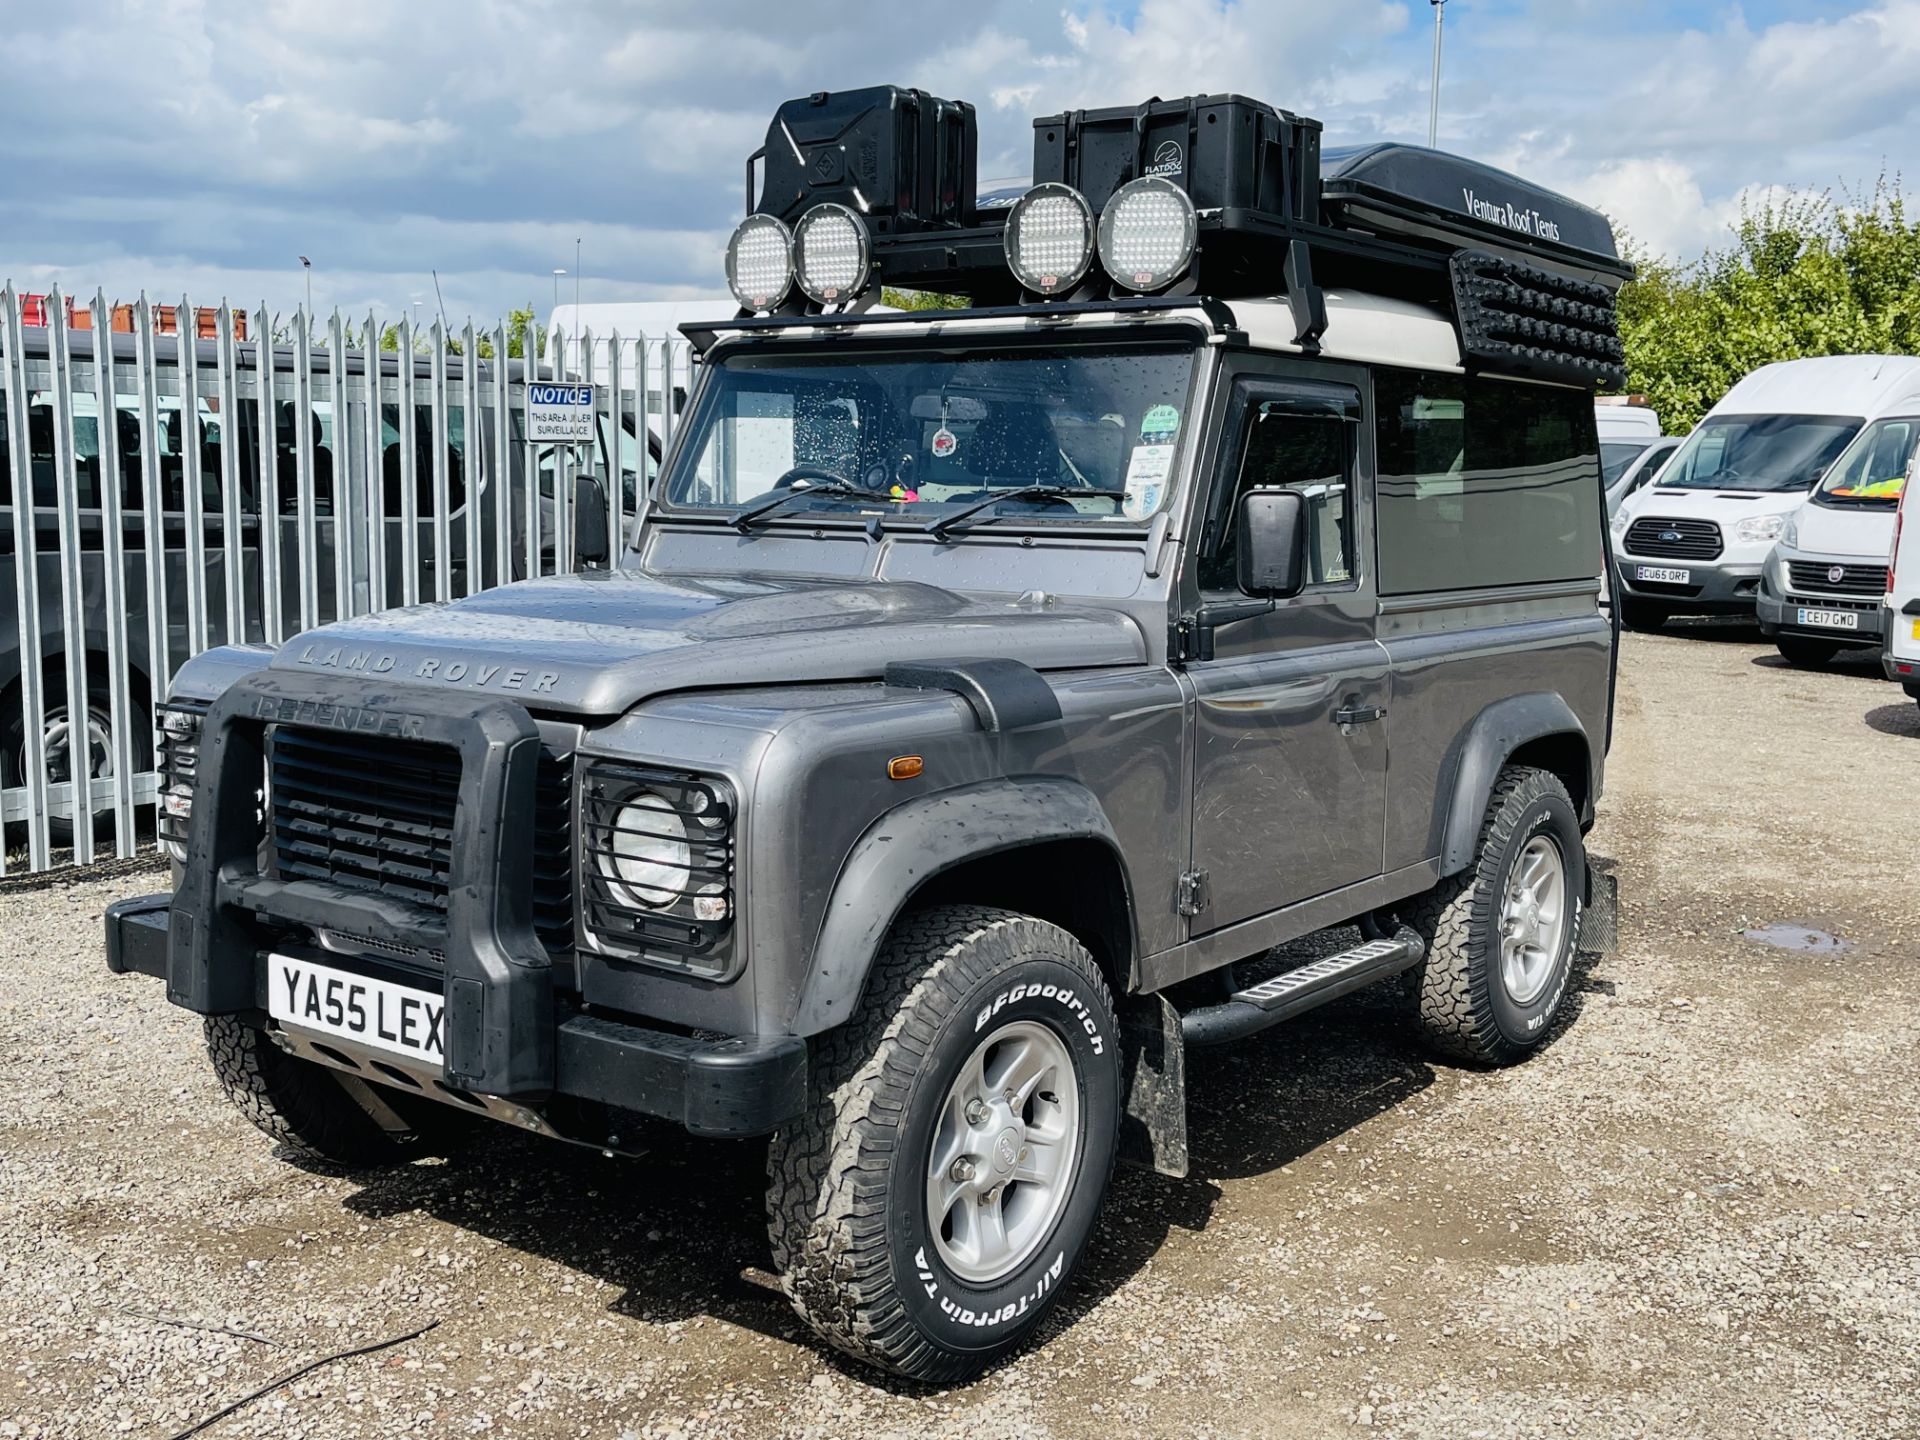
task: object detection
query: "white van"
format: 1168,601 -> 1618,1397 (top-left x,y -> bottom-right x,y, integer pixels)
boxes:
1883,480 -> 1920,708
1759,409 -> 1915,665
1609,356 -> 1920,630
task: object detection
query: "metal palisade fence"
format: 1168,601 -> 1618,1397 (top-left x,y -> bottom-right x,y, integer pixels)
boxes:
0,283 -> 688,875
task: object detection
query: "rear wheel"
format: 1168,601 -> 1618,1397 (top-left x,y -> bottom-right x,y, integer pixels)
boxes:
1617,595 -> 1669,632
1404,767 -> 1585,1066
767,906 -> 1121,1382
1776,635 -> 1838,669
205,1016 -> 471,1169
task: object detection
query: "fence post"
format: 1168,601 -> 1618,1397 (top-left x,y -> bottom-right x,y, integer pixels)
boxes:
253,302 -> 281,644
429,321 -> 451,603
90,290 -> 136,856
328,309 -> 352,621
216,303 -> 245,644
48,289 -> 94,863
3,284 -> 51,869
176,294 -> 210,655
364,310 -> 387,616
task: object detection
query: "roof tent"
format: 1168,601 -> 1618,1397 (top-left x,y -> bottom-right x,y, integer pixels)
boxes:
732,86 -> 1631,389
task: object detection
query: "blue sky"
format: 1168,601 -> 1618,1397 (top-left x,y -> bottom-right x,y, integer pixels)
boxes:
0,1 -> 1911,324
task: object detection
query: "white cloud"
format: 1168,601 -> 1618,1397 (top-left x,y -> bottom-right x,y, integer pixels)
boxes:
6,0 -> 1920,318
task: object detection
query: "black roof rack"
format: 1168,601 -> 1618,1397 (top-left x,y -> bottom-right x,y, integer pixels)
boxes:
745,86 -> 1630,388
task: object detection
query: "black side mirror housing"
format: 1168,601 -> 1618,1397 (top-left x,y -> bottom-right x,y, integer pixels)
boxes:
1236,489 -> 1309,599
574,476 -> 611,566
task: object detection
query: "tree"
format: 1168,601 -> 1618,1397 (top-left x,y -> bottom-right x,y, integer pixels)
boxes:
1615,179 -> 1920,432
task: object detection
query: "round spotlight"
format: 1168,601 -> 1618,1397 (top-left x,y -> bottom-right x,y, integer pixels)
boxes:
599,790 -> 692,910
793,203 -> 873,306
1004,183 -> 1095,297
1097,175 -> 1198,293
725,214 -> 795,312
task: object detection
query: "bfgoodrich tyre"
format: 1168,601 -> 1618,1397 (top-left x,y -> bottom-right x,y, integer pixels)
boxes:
766,906 -> 1121,1382
1404,767 -> 1585,1066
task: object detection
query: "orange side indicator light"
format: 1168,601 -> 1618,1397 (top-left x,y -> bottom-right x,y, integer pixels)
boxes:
887,755 -> 924,781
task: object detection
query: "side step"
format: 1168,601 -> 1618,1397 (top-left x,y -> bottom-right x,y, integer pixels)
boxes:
1180,929 -> 1426,1048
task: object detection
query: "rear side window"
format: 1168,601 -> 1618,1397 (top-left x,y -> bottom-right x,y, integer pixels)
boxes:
1374,370 -> 1603,594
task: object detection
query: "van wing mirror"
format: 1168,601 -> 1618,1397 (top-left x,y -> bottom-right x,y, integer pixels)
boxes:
1236,489 -> 1308,599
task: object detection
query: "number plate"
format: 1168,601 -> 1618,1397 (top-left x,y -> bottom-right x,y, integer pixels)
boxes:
267,954 -> 446,1067
1635,565 -> 1691,584
1796,607 -> 1859,631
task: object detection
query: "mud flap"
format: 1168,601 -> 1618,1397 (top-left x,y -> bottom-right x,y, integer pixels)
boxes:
1118,993 -> 1188,1178
1580,868 -> 1619,954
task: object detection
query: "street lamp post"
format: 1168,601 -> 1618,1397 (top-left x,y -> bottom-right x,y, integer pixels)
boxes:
1428,0 -> 1447,149
298,255 -> 312,319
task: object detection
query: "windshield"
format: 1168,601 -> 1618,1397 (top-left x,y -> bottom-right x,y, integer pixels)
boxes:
656,341 -> 1199,528
1657,413 -> 1861,494
1601,439 -> 1653,485
1813,414 -> 1916,508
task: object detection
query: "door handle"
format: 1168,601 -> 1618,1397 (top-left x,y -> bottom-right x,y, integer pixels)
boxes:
1333,703 -> 1386,726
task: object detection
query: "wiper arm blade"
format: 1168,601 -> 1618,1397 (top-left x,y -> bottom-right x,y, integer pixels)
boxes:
927,484 -> 1129,541
732,481 -> 897,532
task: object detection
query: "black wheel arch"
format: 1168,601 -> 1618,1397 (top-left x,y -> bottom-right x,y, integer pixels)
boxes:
788,779 -> 1139,1036
1435,693 -> 1593,881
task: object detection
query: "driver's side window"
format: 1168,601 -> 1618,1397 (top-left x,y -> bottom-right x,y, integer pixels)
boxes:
1199,396 -> 1355,592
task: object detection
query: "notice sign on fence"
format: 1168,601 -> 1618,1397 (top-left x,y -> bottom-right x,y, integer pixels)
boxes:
528,383 -> 595,442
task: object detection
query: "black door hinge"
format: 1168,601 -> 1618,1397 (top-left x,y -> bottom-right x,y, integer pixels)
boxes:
1177,870 -> 1210,917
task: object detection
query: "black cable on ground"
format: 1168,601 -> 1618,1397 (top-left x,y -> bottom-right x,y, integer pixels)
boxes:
164,1318 -> 441,1440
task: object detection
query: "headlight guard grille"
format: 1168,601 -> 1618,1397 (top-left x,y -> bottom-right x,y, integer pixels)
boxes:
581,761 -> 736,967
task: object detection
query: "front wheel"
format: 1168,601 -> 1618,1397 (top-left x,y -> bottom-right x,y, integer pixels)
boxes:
1776,635 -> 1838,669
767,906 -> 1121,1382
1404,766 -> 1585,1066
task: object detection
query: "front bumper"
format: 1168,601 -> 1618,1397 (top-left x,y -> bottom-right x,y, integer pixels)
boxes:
107,893 -> 804,1136
1612,549 -> 1764,614
1756,583 -> 1886,646
108,666 -> 806,1138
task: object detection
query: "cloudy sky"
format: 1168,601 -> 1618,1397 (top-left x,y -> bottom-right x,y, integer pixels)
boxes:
1,0 -> 1913,326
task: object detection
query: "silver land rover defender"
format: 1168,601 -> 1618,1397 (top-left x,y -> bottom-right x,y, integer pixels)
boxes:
106,86 -> 1625,1380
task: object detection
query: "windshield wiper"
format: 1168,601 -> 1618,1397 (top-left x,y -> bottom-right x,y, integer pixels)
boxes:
926,484 -> 1129,541
732,480 -> 897,532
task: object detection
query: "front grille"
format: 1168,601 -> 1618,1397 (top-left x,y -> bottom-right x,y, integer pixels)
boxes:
269,728 -> 574,952
1624,516 -> 1723,560
1787,560 -> 1889,596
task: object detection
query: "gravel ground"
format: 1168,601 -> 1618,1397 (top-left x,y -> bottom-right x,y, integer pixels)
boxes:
3,622 -> 1918,1440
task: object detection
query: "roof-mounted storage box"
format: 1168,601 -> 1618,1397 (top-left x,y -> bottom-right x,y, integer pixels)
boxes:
1031,94 -> 1322,222
751,85 -> 978,235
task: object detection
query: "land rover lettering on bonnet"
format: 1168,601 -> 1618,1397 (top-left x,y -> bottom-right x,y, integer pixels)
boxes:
108,82 -> 1623,1382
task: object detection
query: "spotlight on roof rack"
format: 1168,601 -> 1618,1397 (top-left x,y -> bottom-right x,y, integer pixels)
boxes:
793,203 -> 873,306
1003,183 -> 1095,297
1097,176 -> 1197,293
725,214 -> 795,312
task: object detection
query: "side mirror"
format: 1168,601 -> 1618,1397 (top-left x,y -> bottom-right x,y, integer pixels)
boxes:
573,475 -> 611,566
1236,489 -> 1309,599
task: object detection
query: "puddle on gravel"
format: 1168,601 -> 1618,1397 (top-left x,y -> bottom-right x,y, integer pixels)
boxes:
1741,922 -> 1852,954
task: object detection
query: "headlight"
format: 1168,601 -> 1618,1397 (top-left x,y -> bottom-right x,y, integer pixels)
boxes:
792,202 -> 872,306
1097,175 -> 1198,293
584,764 -> 735,964
599,792 -> 691,908
725,213 -> 795,312
1004,183 -> 1095,296
1781,514 -> 1800,549
1734,513 -> 1787,545
156,700 -> 208,863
